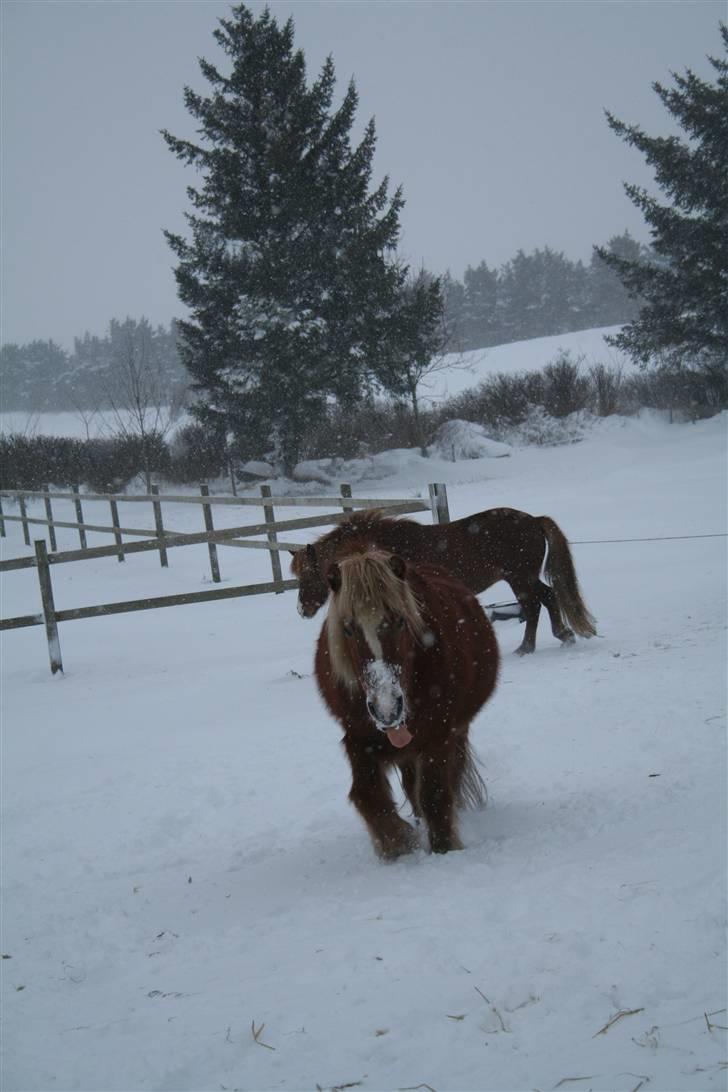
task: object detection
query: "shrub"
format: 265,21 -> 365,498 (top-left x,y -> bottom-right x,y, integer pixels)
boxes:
168,423 -> 227,483
541,352 -> 590,417
588,363 -> 625,416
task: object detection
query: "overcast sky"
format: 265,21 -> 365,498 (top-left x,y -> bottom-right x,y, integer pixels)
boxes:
1,0 -> 724,350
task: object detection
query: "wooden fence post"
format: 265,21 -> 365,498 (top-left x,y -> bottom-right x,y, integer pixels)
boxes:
19,495 -> 31,546
110,498 -> 125,562
43,484 -> 58,552
34,539 -> 63,675
340,483 -> 354,513
200,483 -> 221,583
150,485 -> 168,567
72,485 -> 87,550
260,485 -> 283,591
429,482 -> 451,524
0,495 -> 5,537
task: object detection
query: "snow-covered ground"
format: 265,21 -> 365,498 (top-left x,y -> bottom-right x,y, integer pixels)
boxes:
1,409 -> 726,1091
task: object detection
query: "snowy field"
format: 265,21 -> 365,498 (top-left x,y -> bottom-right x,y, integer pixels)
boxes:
1,409 -> 727,1091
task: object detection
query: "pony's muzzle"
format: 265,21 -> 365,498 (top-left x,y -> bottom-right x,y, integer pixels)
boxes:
366,693 -> 404,730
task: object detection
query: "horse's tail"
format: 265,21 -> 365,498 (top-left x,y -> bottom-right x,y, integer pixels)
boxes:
539,516 -> 597,638
456,738 -> 488,811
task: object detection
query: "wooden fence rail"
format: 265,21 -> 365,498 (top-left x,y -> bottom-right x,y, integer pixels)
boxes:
0,482 -> 446,674
0,483 -> 432,579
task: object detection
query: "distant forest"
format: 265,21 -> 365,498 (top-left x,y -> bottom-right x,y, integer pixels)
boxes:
1,234 -> 642,412
442,232 -> 644,351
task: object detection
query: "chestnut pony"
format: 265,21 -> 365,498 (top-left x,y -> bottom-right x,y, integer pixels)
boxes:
314,546 -> 499,858
293,507 -> 596,655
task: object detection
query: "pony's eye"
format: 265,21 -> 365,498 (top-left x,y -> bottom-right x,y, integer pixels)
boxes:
397,616 -> 406,629
342,621 -> 354,638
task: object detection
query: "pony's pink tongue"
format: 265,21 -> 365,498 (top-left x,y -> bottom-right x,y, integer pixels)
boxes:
386,723 -> 413,748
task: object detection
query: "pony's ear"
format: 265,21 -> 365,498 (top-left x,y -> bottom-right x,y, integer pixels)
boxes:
327,562 -> 342,594
389,554 -> 406,581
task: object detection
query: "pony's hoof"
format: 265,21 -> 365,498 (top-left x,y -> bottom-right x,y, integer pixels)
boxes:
429,837 -> 464,854
375,824 -> 420,859
514,644 -> 534,656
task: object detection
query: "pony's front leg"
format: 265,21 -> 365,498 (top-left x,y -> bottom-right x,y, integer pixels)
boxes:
400,760 -> 422,819
346,740 -> 419,859
419,746 -> 463,854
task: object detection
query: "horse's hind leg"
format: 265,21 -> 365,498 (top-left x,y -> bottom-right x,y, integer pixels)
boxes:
419,743 -> 462,854
506,576 -> 541,655
346,740 -> 419,859
538,579 -> 575,645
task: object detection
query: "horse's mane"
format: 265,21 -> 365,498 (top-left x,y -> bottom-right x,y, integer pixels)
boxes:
291,510 -> 417,577
323,510 -> 416,552
326,549 -> 425,686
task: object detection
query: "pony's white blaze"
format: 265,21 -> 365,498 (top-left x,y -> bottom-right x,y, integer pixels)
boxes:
359,618 -> 383,662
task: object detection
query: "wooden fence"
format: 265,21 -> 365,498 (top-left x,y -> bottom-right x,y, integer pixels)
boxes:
0,482 -> 450,674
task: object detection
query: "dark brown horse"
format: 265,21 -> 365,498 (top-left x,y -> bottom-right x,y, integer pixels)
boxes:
314,546 -> 499,857
292,507 -> 596,655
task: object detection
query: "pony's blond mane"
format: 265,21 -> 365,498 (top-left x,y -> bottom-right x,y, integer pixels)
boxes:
326,550 -> 424,687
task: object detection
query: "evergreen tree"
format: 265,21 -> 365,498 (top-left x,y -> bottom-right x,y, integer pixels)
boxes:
440,272 -> 466,352
162,4 -> 406,472
498,250 -> 543,342
0,340 -> 68,411
587,232 -> 644,328
462,261 -> 499,348
597,24 -> 728,366
534,247 -> 585,336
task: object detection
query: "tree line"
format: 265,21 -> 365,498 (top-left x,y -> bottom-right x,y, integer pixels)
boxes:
441,233 -> 646,352
1,318 -> 185,415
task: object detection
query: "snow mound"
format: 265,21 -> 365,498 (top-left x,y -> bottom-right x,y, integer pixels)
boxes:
292,448 -> 435,486
240,459 -> 276,479
429,419 -> 512,460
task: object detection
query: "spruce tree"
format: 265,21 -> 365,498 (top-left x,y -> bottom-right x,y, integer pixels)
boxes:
462,262 -> 499,349
162,4 -> 406,472
597,24 -> 728,367
498,251 -> 542,343
587,232 -> 643,328
0,340 -> 68,411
